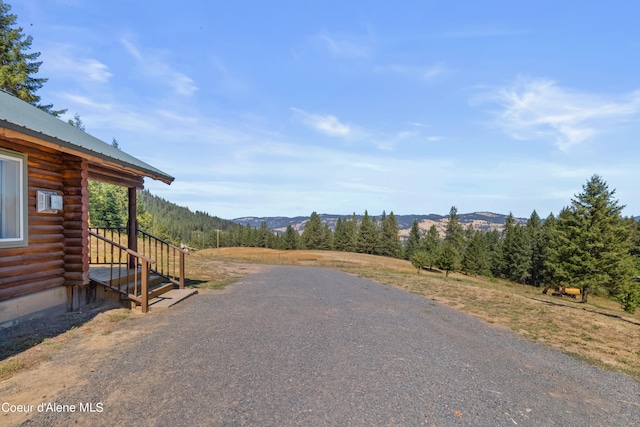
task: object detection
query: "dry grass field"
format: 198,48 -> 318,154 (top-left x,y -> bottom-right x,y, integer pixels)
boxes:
195,247 -> 640,381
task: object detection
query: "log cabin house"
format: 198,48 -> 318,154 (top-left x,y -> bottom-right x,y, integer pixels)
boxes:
0,90 -> 186,326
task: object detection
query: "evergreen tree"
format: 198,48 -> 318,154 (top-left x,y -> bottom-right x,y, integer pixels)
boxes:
301,212 -> 324,250
379,211 -> 402,258
332,218 -> 348,251
68,113 -> 85,131
411,251 -> 430,274
257,221 -> 272,248
0,1 -> 62,114
438,241 -> 460,278
321,223 -> 333,250
504,224 -> 532,283
344,213 -> 358,252
444,206 -> 464,253
282,225 -> 299,250
548,175 -> 634,308
462,230 -> 488,276
357,210 -> 378,254
404,219 -> 421,260
370,214 -> 381,255
441,206 -> 464,272
485,229 -> 503,278
422,225 -> 441,271
526,210 -> 545,287
626,217 -> 640,273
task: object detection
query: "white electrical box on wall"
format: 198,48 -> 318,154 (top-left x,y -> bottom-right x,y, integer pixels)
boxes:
37,190 -> 63,213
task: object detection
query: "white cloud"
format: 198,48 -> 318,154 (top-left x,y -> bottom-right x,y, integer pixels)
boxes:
120,38 -> 142,60
315,30 -> 370,59
120,38 -> 198,97
291,107 -> 353,137
474,78 -> 640,151
42,45 -> 112,83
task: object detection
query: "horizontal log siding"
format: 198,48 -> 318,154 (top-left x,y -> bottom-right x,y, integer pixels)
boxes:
0,139 -> 86,300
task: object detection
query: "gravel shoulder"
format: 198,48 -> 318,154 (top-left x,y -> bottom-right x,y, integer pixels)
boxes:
2,266 -> 640,426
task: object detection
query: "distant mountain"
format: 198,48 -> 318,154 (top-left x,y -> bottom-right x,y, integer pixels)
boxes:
232,212 -> 527,238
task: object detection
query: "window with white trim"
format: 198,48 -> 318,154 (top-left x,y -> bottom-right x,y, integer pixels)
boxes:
0,148 -> 28,247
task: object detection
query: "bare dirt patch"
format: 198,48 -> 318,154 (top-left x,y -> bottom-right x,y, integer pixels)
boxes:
0,307 -> 148,426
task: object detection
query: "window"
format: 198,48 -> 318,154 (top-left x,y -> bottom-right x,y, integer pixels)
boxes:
0,148 -> 28,247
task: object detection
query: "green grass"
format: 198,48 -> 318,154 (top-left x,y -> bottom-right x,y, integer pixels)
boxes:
108,309 -> 131,323
0,358 -> 25,379
191,278 -> 239,290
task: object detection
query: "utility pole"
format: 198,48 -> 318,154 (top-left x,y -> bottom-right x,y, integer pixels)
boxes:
216,229 -> 221,248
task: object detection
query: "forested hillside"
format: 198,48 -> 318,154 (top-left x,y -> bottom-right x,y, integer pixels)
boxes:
88,185 -> 235,247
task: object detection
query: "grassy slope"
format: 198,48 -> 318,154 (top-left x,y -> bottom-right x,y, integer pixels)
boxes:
196,247 -> 640,381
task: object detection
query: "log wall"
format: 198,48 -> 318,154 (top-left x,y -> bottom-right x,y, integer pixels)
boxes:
0,138 -> 89,301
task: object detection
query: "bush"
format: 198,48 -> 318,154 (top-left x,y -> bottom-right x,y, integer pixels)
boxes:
615,281 -> 640,314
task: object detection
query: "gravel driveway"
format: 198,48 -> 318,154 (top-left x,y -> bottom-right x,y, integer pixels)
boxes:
20,266 -> 640,426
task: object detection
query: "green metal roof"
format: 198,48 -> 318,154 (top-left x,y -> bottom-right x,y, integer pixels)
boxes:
0,90 -> 174,185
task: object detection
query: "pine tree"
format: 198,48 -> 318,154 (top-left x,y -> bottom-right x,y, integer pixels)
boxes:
333,218 -> 348,251
370,215 -> 381,255
321,223 -> 333,250
411,251 -> 430,274
626,217 -> 640,273
485,229 -> 503,278
357,210 -> 378,254
282,225 -> 299,250
379,211 -> 402,258
404,219 -> 421,260
506,225 -> 532,283
438,241 -> 459,278
0,1 -> 62,114
422,225 -> 441,271
548,175 -> 634,308
257,221 -> 272,248
344,213 -> 358,252
301,212 -> 324,250
526,210 -> 545,287
444,206 -> 464,253
462,230 -> 488,276
441,206 -> 464,272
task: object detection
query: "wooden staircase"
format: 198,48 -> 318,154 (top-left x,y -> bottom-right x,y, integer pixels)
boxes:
89,228 -> 193,312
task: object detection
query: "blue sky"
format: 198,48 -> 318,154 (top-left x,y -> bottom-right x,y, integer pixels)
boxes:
12,0 -> 640,219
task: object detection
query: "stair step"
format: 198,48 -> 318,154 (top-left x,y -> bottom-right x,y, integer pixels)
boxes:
135,289 -> 198,312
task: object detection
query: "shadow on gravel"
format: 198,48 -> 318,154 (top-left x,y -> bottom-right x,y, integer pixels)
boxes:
183,278 -> 208,287
0,302 -> 118,361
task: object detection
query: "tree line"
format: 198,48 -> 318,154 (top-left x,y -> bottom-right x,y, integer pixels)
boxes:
211,175 -> 640,313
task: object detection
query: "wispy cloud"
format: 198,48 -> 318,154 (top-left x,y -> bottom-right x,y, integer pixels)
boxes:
473,77 -> 640,150
315,29 -> 370,59
374,63 -> 446,81
120,38 -> 142,60
291,107 -> 355,137
120,38 -> 198,96
42,45 -> 112,83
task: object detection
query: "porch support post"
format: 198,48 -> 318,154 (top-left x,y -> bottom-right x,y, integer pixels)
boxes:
128,187 -> 138,269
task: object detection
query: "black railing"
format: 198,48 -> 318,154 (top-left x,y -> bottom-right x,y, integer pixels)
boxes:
88,229 -> 154,312
88,227 -> 188,312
